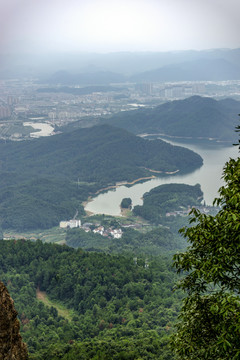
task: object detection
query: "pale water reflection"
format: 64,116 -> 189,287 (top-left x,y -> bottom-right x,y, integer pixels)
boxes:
24,122 -> 54,137
85,138 -> 239,216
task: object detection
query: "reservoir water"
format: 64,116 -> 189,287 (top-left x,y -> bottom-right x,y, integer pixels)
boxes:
85,138 -> 239,216
24,122 -> 54,138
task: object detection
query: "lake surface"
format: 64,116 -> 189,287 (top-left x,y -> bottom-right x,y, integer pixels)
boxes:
24,122 -> 54,138
85,138 -> 239,216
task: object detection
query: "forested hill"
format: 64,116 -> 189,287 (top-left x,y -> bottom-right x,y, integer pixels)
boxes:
0,124 -> 202,184
0,124 -> 202,231
103,96 -> 239,141
133,183 -> 203,224
0,239 -> 180,359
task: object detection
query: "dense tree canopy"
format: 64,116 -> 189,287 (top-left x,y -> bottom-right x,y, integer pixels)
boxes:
133,183 -> 203,224
66,225 -> 183,255
0,239 -> 181,359
172,129 -> 240,359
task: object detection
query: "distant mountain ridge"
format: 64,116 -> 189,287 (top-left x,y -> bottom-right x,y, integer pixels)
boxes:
130,58 -> 240,82
45,58 -> 240,85
104,96 -> 240,141
37,49 -> 240,85
3,48 -> 240,79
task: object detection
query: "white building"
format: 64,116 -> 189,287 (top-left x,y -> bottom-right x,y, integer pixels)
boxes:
60,219 -> 81,229
110,229 -> 123,239
93,226 -> 105,236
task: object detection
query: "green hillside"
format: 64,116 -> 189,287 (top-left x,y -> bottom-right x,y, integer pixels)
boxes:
103,96 -> 239,141
0,124 -> 202,231
0,124 -> 202,182
1,239 -> 180,359
133,183 -> 203,224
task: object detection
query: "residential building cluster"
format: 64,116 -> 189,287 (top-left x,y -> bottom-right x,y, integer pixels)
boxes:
92,226 -> 123,239
59,219 -> 123,239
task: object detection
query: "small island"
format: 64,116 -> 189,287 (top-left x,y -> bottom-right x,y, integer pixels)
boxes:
133,183 -> 204,224
120,198 -> 132,209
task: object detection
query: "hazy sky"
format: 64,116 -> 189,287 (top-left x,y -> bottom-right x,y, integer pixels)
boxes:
1,0 -> 240,54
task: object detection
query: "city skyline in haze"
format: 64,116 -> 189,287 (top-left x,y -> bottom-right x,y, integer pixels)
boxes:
0,0 -> 240,55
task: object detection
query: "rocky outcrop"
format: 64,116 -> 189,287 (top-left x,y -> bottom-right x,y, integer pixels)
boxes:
0,281 -> 28,359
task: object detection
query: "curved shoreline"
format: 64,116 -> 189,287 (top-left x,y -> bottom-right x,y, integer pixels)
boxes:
138,133 -> 232,143
94,175 -> 156,195
84,175 -> 158,214
84,170 -> 181,214
93,169 -> 180,196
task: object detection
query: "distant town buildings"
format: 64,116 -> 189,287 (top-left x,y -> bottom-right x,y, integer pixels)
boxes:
7,95 -> 19,106
135,83 -> 153,95
0,106 -> 11,119
0,77 -> 240,141
159,83 -> 206,99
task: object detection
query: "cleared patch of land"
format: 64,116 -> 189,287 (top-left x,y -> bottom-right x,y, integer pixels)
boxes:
36,288 -> 73,322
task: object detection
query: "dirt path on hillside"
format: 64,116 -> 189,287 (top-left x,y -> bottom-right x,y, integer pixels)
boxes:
36,288 -> 72,321
36,289 -> 46,301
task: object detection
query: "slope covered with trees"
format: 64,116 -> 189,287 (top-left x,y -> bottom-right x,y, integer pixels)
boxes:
104,96 -> 239,141
0,124 -> 202,183
0,178 -> 92,231
0,239 -> 181,359
133,183 -> 203,224
65,225 -> 185,255
0,124 -> 202,231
